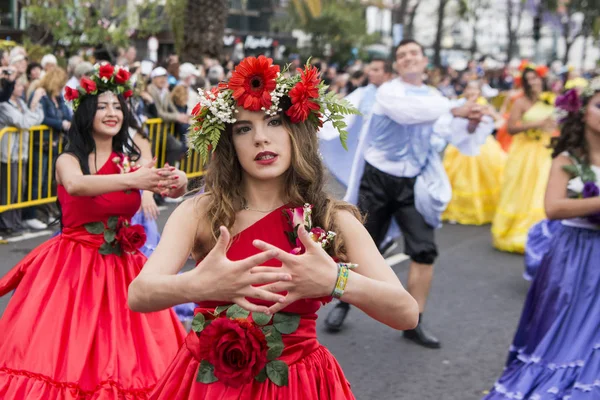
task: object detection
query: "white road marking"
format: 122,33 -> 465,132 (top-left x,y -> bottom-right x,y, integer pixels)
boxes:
4,230 -> 54,243
385,252 -> 409,266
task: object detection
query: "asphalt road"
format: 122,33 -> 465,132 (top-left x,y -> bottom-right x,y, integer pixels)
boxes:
0,176 -> 529,400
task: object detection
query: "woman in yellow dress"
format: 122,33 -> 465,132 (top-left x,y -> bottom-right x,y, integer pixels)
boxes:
442,81 -> 507,225
491,67 -> 557,253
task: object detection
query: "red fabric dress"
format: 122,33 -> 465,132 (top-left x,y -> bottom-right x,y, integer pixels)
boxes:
150,205 -> 355,400
0,152 -> 186,399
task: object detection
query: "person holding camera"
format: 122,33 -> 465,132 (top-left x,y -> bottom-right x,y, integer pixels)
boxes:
0,65 -> 16,103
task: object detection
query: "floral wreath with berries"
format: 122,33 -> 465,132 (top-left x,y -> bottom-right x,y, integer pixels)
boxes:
64,63 -> 133,111
187,56 -> 360,159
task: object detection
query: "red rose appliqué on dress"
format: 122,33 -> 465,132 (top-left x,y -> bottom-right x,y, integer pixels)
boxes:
198,318 -> 268,388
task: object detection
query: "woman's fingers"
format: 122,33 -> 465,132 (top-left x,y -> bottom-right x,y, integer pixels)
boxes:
266,295 -> 297,314
246,287 -> 287,304
234,298 -> 271,315
257,281 -> 293,294
245,271 -> 291,286
252,240 -> 294,263
239,250 -> 278,269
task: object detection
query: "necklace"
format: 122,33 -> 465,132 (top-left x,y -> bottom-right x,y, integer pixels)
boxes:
242,202 -> 283,213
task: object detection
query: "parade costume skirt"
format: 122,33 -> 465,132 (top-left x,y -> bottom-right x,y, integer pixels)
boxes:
150,312 -> 355,400
442,136 -> 506,225
523,219 -> 562,281
484,225 -> 600,399
0,227 -> 186,399
491,133 -> 552,253
131,210 -> 160,258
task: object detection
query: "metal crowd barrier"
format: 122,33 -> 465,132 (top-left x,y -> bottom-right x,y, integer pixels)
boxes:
0,120 -> 206,213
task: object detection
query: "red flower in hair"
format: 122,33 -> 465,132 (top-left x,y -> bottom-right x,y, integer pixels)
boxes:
228,56 -> 279,111
64,86 -> 79,101
286,65 -> 321,123
98,64 -> 115,79
123,89 -> 133,99
535,65 -> 549,78
191,102 -> 202,116
114,68 -> 131,84
80,77 -> 97,94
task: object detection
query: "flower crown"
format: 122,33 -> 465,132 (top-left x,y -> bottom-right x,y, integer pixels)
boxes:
518,59 -> 549,78
64,64 -> 133,111
187,56 -> 360,159
555,77 -> 600,118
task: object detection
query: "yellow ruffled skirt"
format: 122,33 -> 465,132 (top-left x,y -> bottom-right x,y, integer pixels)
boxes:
491,132 -> 552,253
442,136 -> 506,225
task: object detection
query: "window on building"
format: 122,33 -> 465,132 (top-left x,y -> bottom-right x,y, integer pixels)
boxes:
0,0 -> 14,28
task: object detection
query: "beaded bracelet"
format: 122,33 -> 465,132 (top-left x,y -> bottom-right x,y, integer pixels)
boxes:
331,263 -> 358,299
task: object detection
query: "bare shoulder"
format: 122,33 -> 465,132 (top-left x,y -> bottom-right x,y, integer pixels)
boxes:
55,153 -> 81,184
171,194 -> 208,224
550,154 -> 574,173
512,96 -> 529,110
333,206 -> 365,240
56,152 -> 79,166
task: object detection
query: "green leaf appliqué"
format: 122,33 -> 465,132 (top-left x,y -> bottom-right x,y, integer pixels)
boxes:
267,343 -> 284,361
107,216 -> 119,230
191,313 -> 206,333
273,312 -> 301,334
266,360 -> 289,387
196,360 -> 218,384
84,222 -> 104,234
104,230 -> 116,244
226,304 -> 250,319
252,312 -> 272,326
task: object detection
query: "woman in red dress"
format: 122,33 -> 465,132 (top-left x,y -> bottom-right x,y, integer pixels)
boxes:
129,56 -> 419,399
0,65 -> 187,399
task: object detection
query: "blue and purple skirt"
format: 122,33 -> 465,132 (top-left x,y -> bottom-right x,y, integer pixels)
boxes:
484,224 -> 600,399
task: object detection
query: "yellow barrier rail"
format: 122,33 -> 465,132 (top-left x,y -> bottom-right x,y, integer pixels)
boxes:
0,120 -> 206,213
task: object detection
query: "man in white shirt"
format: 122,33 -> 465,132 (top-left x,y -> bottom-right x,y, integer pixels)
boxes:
325,40 -> 488,349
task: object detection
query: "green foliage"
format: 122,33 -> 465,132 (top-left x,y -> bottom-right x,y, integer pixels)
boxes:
277,0 -> 376,66
136,0 -> 165,38
166,0 -> 188,55
24,0 -> 132,52
21,38 -> 53,64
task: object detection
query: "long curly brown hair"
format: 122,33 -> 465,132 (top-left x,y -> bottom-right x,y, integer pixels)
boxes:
196,114 -> 362,260
552,88 -> 600,161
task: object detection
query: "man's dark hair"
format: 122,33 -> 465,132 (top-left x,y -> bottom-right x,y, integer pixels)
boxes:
394,39 -> 425,57
370,57 -> 393,74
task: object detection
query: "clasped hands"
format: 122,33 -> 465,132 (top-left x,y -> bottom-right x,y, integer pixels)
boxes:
130,159 -> 187,197
452,100 -> 490,133
190,225 -> 340,315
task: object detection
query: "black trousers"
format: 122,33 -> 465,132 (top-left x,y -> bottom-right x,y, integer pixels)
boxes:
357,162 -> 438,265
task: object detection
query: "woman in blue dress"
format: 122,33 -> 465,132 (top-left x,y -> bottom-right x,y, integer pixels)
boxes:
484,79 -> 600,399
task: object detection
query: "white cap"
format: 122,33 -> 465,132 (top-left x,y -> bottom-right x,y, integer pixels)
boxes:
41,54 -> 58,68
179,62 -> 200,79
150,66 -> 168,79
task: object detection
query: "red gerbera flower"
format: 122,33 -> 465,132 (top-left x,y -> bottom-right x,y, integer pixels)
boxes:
228,56 -> 279,112
191,102 -> 202,116
286,65 -> 321,123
